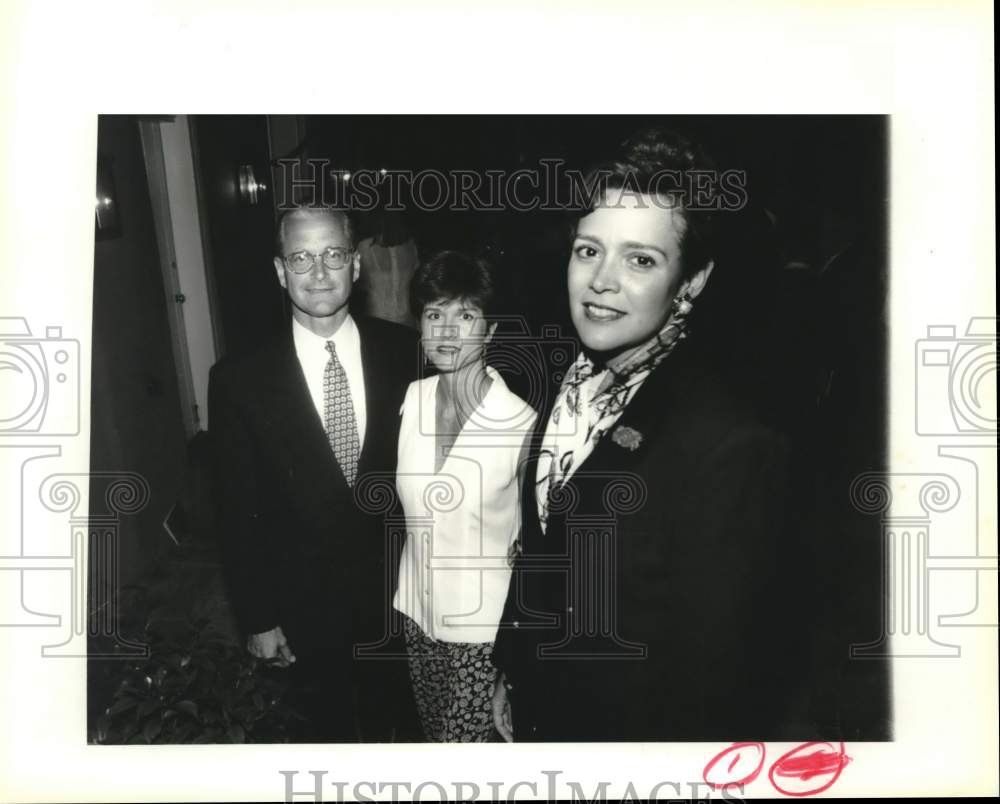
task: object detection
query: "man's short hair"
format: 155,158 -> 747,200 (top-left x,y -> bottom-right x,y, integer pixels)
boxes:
274,208 -> 355,256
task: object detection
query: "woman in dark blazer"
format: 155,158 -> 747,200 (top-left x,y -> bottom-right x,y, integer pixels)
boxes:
491,128 -> 793,742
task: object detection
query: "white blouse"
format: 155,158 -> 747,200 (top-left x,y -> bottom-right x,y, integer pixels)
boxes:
393,368 -> 537,643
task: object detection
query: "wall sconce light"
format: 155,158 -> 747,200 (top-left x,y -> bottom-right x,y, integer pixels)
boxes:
237,163 -> 268,206
95,154 -> 121,240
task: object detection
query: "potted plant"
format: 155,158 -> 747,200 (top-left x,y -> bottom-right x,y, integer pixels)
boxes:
92,611 -> 304,744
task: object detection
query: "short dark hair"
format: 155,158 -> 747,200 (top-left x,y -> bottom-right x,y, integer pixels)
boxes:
577,127 -> 719,278
410,250 -> 498,320
274,208 -> 355,256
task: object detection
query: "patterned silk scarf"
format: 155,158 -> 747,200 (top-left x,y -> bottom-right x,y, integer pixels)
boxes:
534,308 -> 690,532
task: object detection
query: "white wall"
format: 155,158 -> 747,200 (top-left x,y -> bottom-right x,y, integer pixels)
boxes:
155,116 -> 217,431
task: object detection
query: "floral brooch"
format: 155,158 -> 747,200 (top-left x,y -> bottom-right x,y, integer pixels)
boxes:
611,425 -> 643,451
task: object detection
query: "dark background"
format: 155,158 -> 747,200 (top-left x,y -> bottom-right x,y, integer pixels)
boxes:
89,115 -> 890,742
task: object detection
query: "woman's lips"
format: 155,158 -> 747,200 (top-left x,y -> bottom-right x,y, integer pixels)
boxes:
582,302 -> 625,322
436,345 -> 460,354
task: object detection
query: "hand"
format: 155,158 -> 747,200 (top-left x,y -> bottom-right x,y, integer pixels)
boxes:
492,672 -> 513,742
247,626 -> 296,668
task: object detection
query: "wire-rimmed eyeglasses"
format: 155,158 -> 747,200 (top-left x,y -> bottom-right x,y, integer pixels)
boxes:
282,247 -> 354,274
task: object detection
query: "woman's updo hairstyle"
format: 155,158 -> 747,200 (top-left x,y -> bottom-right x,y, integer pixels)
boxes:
576,127 -> 721,279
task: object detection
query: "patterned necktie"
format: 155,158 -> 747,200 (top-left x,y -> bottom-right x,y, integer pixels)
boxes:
323,341 -> 360,486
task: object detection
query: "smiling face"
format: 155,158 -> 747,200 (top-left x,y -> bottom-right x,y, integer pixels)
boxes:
568,191 -> 712,361
420,297 -> 495,374
273,210 -> 360,337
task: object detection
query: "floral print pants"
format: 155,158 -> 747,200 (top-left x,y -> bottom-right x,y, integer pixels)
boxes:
402,615 -> 498,742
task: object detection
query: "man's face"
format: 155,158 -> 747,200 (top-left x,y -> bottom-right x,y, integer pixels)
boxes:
273,212 -> 360,335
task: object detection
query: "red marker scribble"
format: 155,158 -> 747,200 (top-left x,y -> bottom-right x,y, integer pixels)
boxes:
768,741 -> 851,797
703,742 -> 767,789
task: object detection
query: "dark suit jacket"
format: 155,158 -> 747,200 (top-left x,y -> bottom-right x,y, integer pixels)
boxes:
208,316 -> 419,738
493,342 -> 796,741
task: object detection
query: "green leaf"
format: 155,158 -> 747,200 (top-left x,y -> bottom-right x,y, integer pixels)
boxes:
227,724 -> 245,743
108,697 -> 138,717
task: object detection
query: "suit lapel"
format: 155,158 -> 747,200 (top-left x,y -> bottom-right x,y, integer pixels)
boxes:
258,330 -> 349,496
356,317 -> 386,478
521,342 -> 702,551
580,343 -> 694,473
524,344 -> 694,537
520,381 -> 559,546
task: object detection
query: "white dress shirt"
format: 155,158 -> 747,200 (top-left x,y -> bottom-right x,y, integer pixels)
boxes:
393,368 -> 537,643
291,315 -> 367,448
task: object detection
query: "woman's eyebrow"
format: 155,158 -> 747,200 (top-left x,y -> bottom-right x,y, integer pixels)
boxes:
621,240 -> 669,259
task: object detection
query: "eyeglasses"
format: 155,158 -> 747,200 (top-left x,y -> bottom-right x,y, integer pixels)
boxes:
282,247 -> 354,274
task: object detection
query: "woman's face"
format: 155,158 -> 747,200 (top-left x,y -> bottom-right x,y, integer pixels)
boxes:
420,297 -> 494,373
568,191 -> 706,360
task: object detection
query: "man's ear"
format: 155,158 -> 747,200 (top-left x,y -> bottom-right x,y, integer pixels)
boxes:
351,251 -> 361,283
684,259 -> 715,300
273,257 -> 287,289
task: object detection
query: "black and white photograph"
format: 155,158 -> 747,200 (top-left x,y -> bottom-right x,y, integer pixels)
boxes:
86,114 -> 890,750
1,3 -> 995,802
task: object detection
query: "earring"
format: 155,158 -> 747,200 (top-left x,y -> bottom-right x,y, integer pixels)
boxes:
672,293 -> 694,316
668,292 -> 695,341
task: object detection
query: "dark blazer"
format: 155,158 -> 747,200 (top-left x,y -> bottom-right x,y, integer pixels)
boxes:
493,341 -> 796,741
208,315 -> 419,740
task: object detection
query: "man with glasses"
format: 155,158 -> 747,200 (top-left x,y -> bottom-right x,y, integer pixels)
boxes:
209,207 -> 419,741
